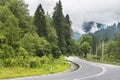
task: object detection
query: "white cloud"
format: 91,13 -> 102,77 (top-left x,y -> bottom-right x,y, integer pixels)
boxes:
24,0 -> 120,33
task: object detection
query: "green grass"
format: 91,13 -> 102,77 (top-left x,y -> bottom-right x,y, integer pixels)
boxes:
0,67 -> 48,79
0,57 -> 70,79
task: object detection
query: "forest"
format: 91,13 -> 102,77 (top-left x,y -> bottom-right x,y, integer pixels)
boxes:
0,0 -> 75,78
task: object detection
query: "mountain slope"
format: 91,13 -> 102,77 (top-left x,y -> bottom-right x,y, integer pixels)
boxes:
94,23 -> 120,41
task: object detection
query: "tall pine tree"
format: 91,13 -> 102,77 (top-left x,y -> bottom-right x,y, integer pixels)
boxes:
64,14 -> 74,53
34,4 -> 47,38
52,0 -> 67,54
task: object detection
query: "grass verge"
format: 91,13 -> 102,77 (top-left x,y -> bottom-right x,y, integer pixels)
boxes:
0,57 -> 70,79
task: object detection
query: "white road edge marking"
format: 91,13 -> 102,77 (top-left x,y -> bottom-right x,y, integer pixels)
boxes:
74,65 -> 106,80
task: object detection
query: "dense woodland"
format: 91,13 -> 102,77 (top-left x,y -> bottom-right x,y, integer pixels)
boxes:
81,22 -> 120,62
0,0 -> 75,69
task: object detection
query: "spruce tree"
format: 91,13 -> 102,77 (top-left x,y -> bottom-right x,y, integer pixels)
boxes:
64,14 -> 72,39
64,14 -> 73,53
52,0 -> 67,54
34,4 -> 47,37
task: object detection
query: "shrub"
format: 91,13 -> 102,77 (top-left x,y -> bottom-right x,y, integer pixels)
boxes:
40,56 -> 49,64
3,58 -> 15,67
29,60 -> 38,68
0,44 -> 15,59
19,33 -> 52,57
17,47 -> 29,58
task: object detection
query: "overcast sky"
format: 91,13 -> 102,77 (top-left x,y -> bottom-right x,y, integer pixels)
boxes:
24,0 -> 120,33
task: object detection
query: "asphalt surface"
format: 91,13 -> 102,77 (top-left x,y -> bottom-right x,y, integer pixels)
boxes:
8,57 -> 120,80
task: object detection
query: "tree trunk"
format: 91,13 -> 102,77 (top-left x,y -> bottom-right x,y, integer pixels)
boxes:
84,52 -> 87,58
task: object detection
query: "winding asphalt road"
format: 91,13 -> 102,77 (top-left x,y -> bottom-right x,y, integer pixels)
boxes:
8,57 -> 120,80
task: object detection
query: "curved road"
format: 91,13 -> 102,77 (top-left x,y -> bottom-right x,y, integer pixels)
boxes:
8,57 -> 120,80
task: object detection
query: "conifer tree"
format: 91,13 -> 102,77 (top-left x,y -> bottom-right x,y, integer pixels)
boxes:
64,14 -> 73,53
34,4 -> 47,37
52,0 -> 67,54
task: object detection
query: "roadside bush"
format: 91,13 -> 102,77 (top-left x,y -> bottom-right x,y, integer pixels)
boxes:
29,57 -> 41,68
17,47 -> 29,58
29,59 -> 39,68
19,33 -> 52,57
15,56 -> 29,68
40,56 -> 49,64
3,58 -> 15,67
0,44 -> 15,59
3,56 -> 29,68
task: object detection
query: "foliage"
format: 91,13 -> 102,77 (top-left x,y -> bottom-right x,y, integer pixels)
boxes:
7,0 -> 32,33
73,42 -> 81,56
0,56 -> 70,79
0,44 -> 15,59
79,35 -> 92,58
88,32 -> 120,62
46,17 -> 58,45
0,1 -> 73,77
114,32 -> 120,61
52,1 -> 73,54
34,4 -> 47,37
90,34 -> 99,54
4,15 -> 22,46
63,14 -> 74,53
92,23 -> 120,42
80,41 -> 91,58
19,33 -> 51,57
52,0 -> 67,54
51,44 -> 62,58
80,35 -> 92,45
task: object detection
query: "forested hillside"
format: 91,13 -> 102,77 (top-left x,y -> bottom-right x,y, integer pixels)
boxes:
93,22 -> 120,41
0,0 -> 75,78
81,21 -> 120,63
